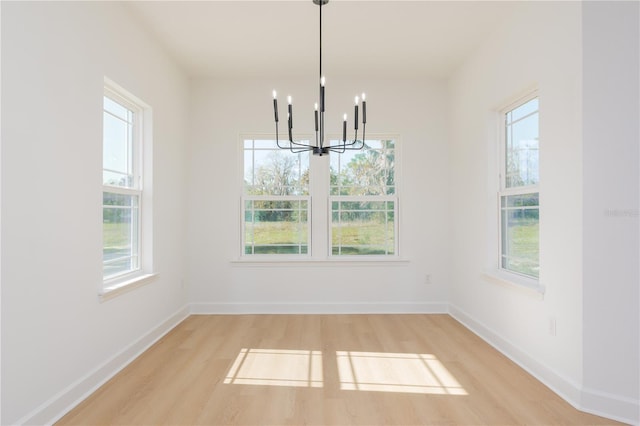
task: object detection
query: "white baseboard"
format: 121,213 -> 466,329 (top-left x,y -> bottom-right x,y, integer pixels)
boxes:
189,301 -> 449,315
449,304 -> 639,426
581,386 -> 640,425
17,303 -> 637,425
17,304 -> 190,426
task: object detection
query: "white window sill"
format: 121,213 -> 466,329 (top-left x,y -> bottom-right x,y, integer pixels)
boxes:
231,258 -> 410,267
100,273 -> 158,302
482,269 -> 545,297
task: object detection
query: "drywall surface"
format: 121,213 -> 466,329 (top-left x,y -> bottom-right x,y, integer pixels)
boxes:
186,75 -> 450,313
582,1 -> 639,422
1,2 -> 189,423
448,0 -> 585,408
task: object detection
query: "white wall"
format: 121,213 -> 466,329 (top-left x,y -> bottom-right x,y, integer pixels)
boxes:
2,1 -> 637,424
582,1 -> 639,420
186,76 -> 450,313
449,2 -> 639,423
1,2 -> 189,424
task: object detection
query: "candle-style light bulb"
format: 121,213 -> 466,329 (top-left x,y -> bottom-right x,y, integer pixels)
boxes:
314,103 -> 319,132
320,77 -> 326,113
355,96 -> 359,105
361,93 -> 367,124
342,113 -> 347,142
354,97 -> 359,131
287,95 -> 293,137
272,90 -> 278,122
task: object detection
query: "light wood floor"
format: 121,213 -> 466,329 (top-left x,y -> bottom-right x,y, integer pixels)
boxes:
58,314 -> 620,425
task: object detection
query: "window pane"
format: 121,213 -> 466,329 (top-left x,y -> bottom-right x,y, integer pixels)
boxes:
103,96 -> 135,188
244,141 -> 309,196
509,98 -> 539,123
331,200 -> 395,255
505,99 -> 538,188
504,193 -> 539,207
104,96 -> 130,121
103,192 -> 139,278
244,199 -> 308,255
501,194 -> 539,278
242,139 -> 311,256
330,140 -> 395,196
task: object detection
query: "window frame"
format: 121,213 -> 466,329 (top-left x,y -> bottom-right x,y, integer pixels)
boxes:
242,195 -> 312,257
497,91 -> 540,283
101,79 -> 155,298
240,137 -> 312,259
239,134 -> 400,261
328,138 -> 399,258
328,196 -> 398,257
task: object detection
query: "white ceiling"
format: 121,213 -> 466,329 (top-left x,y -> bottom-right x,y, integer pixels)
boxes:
127,1 -> 521,79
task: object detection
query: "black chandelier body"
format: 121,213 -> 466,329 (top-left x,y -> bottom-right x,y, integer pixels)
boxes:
271,0 -> 366,156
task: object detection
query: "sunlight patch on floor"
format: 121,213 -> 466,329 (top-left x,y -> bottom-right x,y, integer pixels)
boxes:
336,351 -> 467,395
224,348 -> 323,388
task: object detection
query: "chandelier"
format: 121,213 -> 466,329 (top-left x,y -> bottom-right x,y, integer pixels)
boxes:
271,0 -> 366,156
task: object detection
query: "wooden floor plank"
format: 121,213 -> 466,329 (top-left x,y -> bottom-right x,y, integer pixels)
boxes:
57,314 -> 621,425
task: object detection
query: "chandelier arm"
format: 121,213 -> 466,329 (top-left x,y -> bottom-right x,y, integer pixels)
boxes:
288,139 -> 315,149
324,141 -> 363,151
291,145 -> 315,153
275,121 -> 288,150
323,130 -> 366,150
275,121 -> 313,153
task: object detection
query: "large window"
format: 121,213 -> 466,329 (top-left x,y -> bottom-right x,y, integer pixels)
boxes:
103,83 -> 148,283
242,139 -> 310,255
499,96 -> 539,279
330,140 -> 397,255
241,137 -> 398,258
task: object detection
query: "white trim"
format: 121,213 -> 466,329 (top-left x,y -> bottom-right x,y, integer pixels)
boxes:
99,273 -> 158,302
231,258 -> 410,267
449,304 -> 639,425
449,304 -> 583,409
190,302 -> 448,315
580,387 -> 640,425
481,269 -> 545,296
15,305 -> 190,426
494,86 -> 539,117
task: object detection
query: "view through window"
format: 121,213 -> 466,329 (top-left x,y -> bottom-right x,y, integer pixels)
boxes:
242,138 -> 398,257
500,96 -> 539,279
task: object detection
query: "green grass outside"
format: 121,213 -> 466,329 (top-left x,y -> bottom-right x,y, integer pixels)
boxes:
103,222 -> 131,254
246,220 -> 394,255
247,221 -> 308,245
332,221 -> 392,246
505,220 -> 539,277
